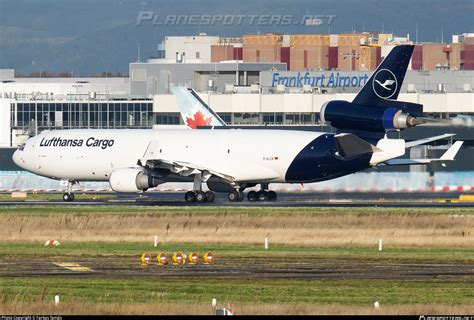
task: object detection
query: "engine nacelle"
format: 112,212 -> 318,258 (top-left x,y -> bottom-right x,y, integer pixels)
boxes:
320,100 -> 422,133
109,168 -> 161,193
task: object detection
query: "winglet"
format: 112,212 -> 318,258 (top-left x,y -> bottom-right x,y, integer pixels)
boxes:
440,141 -> 464,160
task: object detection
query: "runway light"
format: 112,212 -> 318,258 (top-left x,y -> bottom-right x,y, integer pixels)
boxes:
378,238 -> 383,252
264,237 -> 269,249
211,298 -> 217,308
54,295 -> 60,306
374,301 -> 380,309
141,252 -> 152,266
188,252 -> 199,264
154,235 -> 158,247
157,252 -> 167,266
172,252 -> 186,265
203,252 -> 215,265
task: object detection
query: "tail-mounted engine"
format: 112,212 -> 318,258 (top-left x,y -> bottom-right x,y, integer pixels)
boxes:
320,100 -> 424,133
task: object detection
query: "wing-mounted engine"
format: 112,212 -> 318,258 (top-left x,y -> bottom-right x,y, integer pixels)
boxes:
109,168 -> 163,193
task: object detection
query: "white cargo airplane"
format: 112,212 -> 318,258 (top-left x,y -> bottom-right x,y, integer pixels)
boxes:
12,45 -> 463,203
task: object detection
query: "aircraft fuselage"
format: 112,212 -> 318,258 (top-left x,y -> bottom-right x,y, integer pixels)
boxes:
13,129 -> 371,185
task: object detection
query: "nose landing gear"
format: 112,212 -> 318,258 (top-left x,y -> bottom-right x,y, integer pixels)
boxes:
62,192 -> 75,202
62,180 -> 77,202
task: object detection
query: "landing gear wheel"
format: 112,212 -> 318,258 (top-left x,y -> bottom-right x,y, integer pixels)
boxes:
257,191 -> 268,202
268,191 -> 277,202
185,191 -> 196,203
195,191 -> 207,203
228,190 -> 240,202
205,191 -> 215,203
247,191 -> 258,202
63,192 -> 74,202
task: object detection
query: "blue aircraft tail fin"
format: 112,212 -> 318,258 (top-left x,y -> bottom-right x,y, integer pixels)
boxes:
352,45 -> 414,107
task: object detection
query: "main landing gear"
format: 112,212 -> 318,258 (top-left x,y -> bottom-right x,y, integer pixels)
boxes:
183,178 -> 277,203
227,190 -> 244,202
184,174 -> 215,203
185,190 -> 215,203
228,184 -> 277,202
62,180 -> 76,202
246,190 -> 277,202
246,183 -> 277,202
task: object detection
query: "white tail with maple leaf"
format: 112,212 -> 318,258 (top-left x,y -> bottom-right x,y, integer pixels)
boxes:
171,86 -> 227,129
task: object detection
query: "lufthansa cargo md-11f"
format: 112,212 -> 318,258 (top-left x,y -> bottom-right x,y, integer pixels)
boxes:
12,46 -> 463,203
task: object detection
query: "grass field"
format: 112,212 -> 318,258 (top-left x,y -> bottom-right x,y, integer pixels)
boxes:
0,206 -> 472,247
1,205 -> 473,315
2,277 -> 473,315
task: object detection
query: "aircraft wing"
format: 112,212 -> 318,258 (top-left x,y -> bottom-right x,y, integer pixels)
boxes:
138,140 -> 236,183
382,141 -> 464,166
142,158 -> 236,183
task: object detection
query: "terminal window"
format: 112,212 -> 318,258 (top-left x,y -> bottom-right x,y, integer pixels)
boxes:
12,102 -> 153,130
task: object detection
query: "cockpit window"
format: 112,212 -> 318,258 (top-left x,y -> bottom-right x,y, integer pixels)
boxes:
18,144 -> 26,151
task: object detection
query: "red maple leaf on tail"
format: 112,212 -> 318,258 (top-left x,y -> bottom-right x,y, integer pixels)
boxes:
186,111 -> 212,129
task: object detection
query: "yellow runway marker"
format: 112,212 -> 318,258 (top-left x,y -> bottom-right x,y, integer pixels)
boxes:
54,262 -> 95,272
459,194 -> 474,202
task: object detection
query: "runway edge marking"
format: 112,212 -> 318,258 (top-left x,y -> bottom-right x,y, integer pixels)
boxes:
53,262 -> 95,272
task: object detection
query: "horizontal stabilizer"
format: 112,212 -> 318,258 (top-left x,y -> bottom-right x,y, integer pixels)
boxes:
383,141 -> 464,166
334,133 -> 380,157
440,141 -> 464,160
405,134 -> 455,148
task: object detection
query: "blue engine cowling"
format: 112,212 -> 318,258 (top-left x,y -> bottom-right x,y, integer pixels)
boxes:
320,100 -> 423,133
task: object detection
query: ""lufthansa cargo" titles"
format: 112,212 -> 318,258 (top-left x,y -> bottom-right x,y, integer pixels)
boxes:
39,137 -> 115,149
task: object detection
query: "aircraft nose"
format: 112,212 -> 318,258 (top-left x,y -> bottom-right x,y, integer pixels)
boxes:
12,149 -> 24,169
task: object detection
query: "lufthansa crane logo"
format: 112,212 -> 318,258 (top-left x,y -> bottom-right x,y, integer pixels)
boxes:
372,68 -> 398,99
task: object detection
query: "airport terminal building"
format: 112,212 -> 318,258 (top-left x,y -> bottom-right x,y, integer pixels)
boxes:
1,68 -> 473,147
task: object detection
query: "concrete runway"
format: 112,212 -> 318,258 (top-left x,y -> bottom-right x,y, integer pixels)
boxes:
1,256 -> 473,281
0,191 -> 473,207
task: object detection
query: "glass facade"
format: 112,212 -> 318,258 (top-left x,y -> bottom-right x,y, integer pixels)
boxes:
155,113 -> 181,125
11,100 -> 323,131
262,113 -> 284,125
231,112 -> 320,126
11,101 -> 153,130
